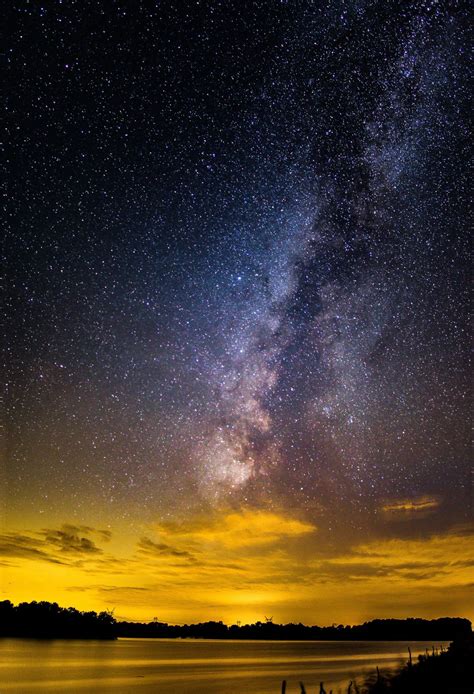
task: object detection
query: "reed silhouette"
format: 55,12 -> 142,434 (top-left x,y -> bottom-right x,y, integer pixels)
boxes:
363,634 -> 474,693
282,635 -> 474,694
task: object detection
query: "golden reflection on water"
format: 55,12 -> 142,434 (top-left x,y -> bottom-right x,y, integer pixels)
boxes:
0,639 -> 448,693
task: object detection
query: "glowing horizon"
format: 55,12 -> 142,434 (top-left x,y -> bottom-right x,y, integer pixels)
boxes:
2,506 -> 473,625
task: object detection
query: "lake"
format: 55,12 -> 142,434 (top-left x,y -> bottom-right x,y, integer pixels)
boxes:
0,638 -> 448,693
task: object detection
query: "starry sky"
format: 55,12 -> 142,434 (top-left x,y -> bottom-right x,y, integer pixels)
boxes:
4,0 -> 472,625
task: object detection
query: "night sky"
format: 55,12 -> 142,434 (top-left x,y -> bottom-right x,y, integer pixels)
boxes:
4,0 -> 472,624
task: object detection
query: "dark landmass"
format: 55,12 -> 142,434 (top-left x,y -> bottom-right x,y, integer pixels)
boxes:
117,615 -> 471,641
362,634 -> 474,694
0,600 -> 471,642
287,636 -> 474,693
0,600 -> 116,639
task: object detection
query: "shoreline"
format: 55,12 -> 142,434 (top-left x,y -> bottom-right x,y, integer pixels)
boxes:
0,635 -> 453,642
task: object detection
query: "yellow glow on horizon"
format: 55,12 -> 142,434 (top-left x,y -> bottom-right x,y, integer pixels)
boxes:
1,508 -> 473,626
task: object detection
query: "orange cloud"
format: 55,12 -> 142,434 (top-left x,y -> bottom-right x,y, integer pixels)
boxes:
380,495 -> 440,519
1,512 -> 472,626
151,509 -> 316,549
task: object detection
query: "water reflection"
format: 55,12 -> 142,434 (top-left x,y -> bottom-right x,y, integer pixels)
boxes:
0,638 -> 448,693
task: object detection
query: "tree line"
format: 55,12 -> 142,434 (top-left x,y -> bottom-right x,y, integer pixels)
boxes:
116,616 -> 472,641
0,600 -> 116,639
1,600 -> 471,641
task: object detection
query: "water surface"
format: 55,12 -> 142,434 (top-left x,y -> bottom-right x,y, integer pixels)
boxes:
0,638 -> 447,693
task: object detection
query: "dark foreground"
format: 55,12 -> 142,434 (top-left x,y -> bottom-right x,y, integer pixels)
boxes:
292,636 -> 474,694
365,635 -> 474,694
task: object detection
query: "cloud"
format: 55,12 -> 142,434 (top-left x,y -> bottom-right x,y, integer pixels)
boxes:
380,495 -> 440,520
43,528 -> 103,555
309,527 -> 474,588
67,584 -> 150,594
137,537 -> 195,561
0,533 -> 68,565
152,509 -> 316,550
0,525 -> 111,566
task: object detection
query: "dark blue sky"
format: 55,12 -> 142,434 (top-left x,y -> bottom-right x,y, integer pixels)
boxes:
6,1 -> 471,542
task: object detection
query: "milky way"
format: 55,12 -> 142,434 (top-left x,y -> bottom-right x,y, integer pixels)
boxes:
7,0 -> 470,533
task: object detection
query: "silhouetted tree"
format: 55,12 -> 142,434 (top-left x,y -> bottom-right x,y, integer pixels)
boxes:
0,600 -> 116,639
2,601 -> 471,643
116,615 -> 472,641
